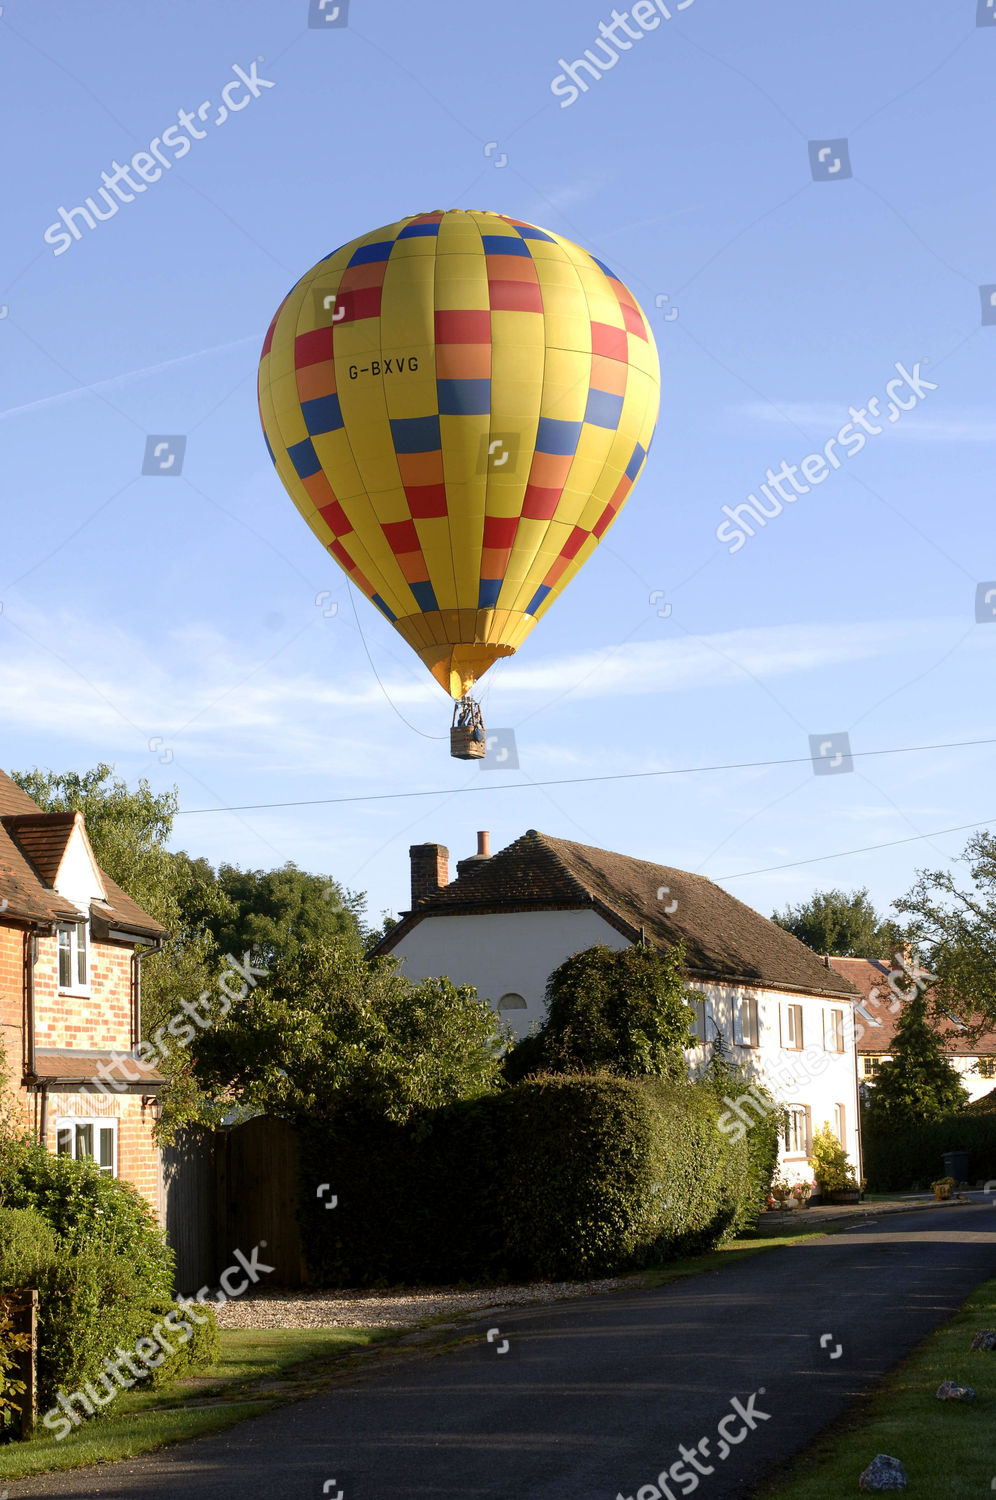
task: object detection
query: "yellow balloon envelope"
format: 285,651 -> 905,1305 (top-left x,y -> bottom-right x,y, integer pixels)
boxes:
258,209 -> 660,699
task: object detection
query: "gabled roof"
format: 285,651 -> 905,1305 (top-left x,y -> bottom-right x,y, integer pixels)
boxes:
375,829 -> 859,1000
830,956 -> 996,1056
2,811 -> 98,893
0,770 -> 164,937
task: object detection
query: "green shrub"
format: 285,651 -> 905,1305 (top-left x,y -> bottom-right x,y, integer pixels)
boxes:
142,1299 -> 220,1387
0,1138 -> 218,1411
810,1123 -> 858,1194
0,1206 -> 57,1285
300,1072 -> 762,1285
0,1136 -> 173,1300
32,1248 -> 171,1400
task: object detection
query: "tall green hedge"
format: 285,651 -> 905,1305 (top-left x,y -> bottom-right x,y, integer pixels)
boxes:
299,1072 -> 774,1285
0,1150 -> 217,1409
863,1111 -> 996,1191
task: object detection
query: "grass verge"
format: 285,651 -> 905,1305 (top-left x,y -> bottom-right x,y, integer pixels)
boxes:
0,1328 -> 384,1482
756,1276 -> 996,1497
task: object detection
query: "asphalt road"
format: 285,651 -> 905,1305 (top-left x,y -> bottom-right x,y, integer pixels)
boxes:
16,1200 -> 996,1500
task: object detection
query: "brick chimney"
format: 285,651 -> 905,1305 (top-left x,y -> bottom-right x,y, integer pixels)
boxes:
456,830 -> 492,880
409,843 -> 449,908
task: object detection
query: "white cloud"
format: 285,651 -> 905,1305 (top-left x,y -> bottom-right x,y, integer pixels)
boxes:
735,400 -> 996,444
0,608 -> 954,788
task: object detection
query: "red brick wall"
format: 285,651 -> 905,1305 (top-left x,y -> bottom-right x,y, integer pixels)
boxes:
0,922 -> 161,1220
0,925 -> 25,1081
40,1089 -> 161,1212
33,933 -> 133,1051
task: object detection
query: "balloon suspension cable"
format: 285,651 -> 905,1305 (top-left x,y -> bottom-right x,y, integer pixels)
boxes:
450,694 -> 487,761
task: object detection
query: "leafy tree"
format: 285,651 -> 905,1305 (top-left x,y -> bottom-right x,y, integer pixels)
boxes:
864,988 -> 969,1128
772,887 -> 899,957
191,941 -> 510,1123
12,766 -> 369,1132
12,766 -> 225,1037
894,831 -> 996,1035
185,862 -> 364,968
510,943 -> 695,1079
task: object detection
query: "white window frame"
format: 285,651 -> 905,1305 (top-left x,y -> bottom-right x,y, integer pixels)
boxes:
834,1103 -> 847,1148
782,1103 -> 810,1157
824,1007 -> 845,1053
57,918 -> 90,995
55,1116 -> 117,1176
733,997 -> 759,1048
780,1003 -> 803,1051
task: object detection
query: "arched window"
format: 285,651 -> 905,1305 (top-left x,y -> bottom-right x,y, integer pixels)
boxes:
498,992 -> 527,1010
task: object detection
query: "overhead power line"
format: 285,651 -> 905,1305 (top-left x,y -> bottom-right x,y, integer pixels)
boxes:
718,816 -> 995,881
173,733 -> 996,815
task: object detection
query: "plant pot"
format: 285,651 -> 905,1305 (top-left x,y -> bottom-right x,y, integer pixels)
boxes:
829,1189 -> 860,1205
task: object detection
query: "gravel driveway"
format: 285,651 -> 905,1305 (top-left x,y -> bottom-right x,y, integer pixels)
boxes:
212,1276 -> 625,1329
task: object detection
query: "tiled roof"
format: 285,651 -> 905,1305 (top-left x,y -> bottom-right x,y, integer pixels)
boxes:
830,956 -> 996,1056
33,1048 -> 164,1090
0,770 -> 164,937
3,812 -> 80,890
377,829 -> 860,1000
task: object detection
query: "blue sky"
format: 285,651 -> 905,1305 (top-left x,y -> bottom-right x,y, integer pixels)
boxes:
2,0 -> 994,933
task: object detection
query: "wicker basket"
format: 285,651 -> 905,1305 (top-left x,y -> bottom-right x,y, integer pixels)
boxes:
450,727 -> 486,760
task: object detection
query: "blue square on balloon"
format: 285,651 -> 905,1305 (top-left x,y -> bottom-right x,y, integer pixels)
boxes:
625,442 -> 647,482
979,286 -> 996,325
390,415 -> 441,453
584,389 -> 624,429
437,379 -> 491,416
371,593 -> 397,623
535,417 -> 581,456
978,0 -> 996,24
302,394 -> 343,435
481,235 -> 531,257
288,437 -> 322,479
309,0 -> 349,27
347,240 -> 393,266
409,580 -> 439,612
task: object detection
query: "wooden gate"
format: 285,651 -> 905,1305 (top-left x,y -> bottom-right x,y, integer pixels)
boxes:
216,1116 -> 308,1288
163,1117 -> 307,1294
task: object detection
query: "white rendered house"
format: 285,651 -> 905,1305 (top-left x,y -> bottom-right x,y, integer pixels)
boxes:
371,829 -> 863,1179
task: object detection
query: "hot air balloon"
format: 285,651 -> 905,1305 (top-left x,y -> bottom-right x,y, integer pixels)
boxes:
257,209 -> 660,758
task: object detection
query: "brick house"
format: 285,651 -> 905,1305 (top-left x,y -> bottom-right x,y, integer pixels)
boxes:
373,829 -> 864,1176
0,769 -> 165,1213
830,956 -> 996,1104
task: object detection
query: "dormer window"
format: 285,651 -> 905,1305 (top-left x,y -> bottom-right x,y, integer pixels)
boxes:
57,919 -> 89,993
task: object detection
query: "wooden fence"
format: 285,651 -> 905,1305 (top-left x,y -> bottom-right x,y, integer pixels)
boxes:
162,1116 -> 307,1296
